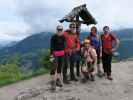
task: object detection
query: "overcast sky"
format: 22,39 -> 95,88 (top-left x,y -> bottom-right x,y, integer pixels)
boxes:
0,0 -> 133,43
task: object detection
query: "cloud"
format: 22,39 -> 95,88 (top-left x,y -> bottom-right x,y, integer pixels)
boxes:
0,0 -> 31,43
85,0 -> 133,30
16,0 -> 133,32
0,0 -> 133,43
0,21 -> 31,41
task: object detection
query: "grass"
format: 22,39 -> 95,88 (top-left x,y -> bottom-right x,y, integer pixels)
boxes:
0,67 -> 50,88
0,56 -> 123,88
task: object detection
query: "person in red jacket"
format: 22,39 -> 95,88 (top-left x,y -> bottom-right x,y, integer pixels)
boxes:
101,26 -> 120,80
63,23 -> 80,83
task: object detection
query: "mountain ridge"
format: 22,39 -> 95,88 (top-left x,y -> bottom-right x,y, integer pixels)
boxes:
0,28 -> 132,59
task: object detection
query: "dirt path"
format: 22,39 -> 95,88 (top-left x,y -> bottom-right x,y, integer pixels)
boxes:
0,61 -> 133,100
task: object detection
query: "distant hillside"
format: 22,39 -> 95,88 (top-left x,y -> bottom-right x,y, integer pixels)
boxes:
0,28 -> 132,64
0,32 -> 52,55
114,28 -> 133,40
0,29 -> 132,88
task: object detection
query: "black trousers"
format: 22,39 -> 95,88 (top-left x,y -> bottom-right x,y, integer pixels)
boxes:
102,52 -> 112,76
50,56 -> 64,75
63,54 -> 69,80
76,61 -> 80,76
96,48 -> 101,64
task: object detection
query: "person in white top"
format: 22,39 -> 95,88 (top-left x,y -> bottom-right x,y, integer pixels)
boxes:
81,38 -> 97,82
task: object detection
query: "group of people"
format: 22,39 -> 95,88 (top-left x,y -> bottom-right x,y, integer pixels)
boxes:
50,23 -> 120,91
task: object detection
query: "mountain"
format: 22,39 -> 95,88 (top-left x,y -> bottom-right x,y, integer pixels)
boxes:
0,32 -> 52,55
112,28 -> 133,60
0,28 -> 132,68
0,28 -> 132,77
114,28 -> 133,40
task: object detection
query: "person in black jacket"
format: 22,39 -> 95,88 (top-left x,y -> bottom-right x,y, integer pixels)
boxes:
50,25 -> 66,91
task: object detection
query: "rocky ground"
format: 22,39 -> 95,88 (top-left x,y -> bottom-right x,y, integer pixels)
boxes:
0,61 -> 133,100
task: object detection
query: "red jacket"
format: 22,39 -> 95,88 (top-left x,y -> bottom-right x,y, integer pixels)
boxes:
64,30 -> 80,54
101,33 -> 116,49
101,33 -> 117,54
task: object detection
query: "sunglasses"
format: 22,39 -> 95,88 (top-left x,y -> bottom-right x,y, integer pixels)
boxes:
104,28 -> 109,32
70,27 -> 76,29
92,29 -> 97,31
57,29 -> 63,31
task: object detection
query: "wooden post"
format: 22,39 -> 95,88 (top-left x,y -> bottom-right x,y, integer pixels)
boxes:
76,15 -> 81,37
76,15 -> 79,33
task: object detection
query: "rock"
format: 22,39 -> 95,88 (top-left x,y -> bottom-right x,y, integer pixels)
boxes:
28,88 -> 41,97
67,97 -> 76,100
42,96 -> 47,100
15,91 -> 32,100
15,87 -> 45,100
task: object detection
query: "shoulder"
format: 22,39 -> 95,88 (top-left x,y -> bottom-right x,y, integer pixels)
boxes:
64,30 -> 70,37
61,35 -> 66,40
51,34 -> 56,39
109,33 -> 117,40
91,48 -> 97,56
86,35 -> 91,39
100,34 -> 104,37
75,33 -> 79,38
81,47 -> 85,51
100,34 -> 104,40
96,34 -> 100,39
91,48 -> 96,52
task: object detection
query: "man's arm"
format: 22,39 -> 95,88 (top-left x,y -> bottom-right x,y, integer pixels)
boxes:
76,35 -> 81,51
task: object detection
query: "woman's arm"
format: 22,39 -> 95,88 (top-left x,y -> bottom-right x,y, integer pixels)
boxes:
90,48 -> 97,63
111,34 -> 120,52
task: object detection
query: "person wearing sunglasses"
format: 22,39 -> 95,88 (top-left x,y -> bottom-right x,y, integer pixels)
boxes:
50,25 -> 66,90
63,23 -> 80,83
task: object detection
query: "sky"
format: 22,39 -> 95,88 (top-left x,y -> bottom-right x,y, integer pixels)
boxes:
0,0 -> 133,43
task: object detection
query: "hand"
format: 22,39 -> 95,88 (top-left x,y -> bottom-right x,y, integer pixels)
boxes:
111,48 -> 116,52
100,52 -> 102,58
89,59 -> 94,63
76,48 -> 80,51
50,55 -> 54,58
72,48 -> 78,53
50,55 -> 55,62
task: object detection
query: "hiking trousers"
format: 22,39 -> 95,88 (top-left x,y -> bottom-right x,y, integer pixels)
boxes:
102,52 -> 112,76
50,56 -> 64,75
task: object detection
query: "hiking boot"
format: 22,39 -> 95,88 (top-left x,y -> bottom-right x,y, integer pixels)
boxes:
77,73 -> 81,77
56,79 -> 63,87
90,74 -> 95,81
50,80 -> 56,91
63,79 -> 71,84
103,72 -> 107,78
70,77 -> 78,82
97,71 -> 104,78
107,76 -> 113,81
81,78 -> 88,83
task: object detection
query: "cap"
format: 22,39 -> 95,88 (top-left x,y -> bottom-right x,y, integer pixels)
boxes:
57,25 -> 63,30
69,22 -> 76,28
84,39 -> 91,44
